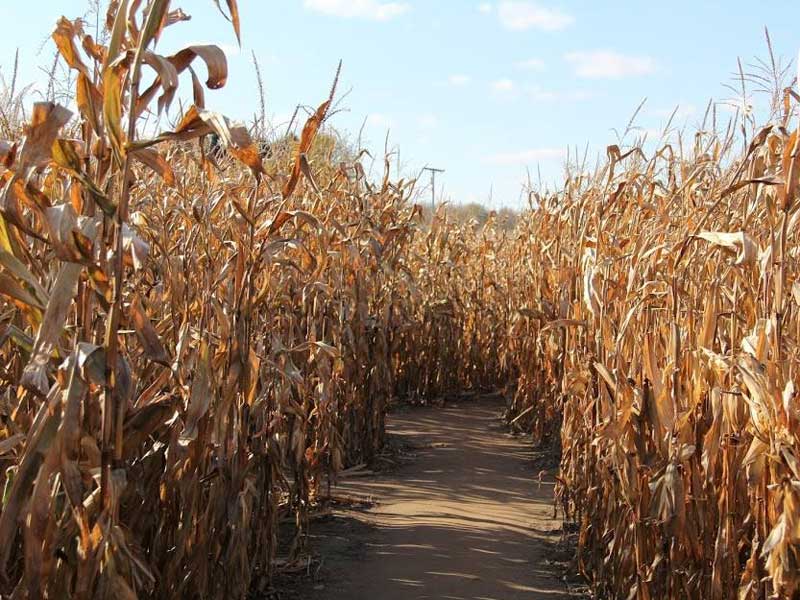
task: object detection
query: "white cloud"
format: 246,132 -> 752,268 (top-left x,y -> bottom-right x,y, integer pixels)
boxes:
418,114 -> 439,128
220,43 -> 242,57
497,2 -> 574,31
526,85 -> 594,102
491,78 -> 515,92
304,0 -> 410,21
447,74 -> 472,86
718,97 -> 755,117
565,50 -> 656,79
651,104 -> 697,119
270,111 -> 300,129
485,148 -> 566,165
637,127 -> 667,139
366,113 -> 394,129
478,2 -> 493,13
528,87 -> 557,102
515,58 -> 546,71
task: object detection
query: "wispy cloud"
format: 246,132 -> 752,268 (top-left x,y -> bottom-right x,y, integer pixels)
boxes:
515,57 -> 546,71
496,2 -> 574,31
636,126 -> 669,140
717,97 -> 755,117
366,113 -> 394,129
447,74 -> 472,86
526,85 -> 594,102
418,113 -> 439,128
491,78 -> 515,92
565,50 -> 656,79
304,0 -> 410,21
651,104 -> 697,119
485,147 -> 566,165
478,2 -> 493,13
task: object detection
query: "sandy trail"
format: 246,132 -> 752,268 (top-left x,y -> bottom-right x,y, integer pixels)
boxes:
299,396 -> 574,600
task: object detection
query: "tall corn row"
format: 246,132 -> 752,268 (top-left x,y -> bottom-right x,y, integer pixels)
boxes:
3,4 -> 800,599
392,209 -> 514,400
504,94 -> 800,596
0,4 -> 421,597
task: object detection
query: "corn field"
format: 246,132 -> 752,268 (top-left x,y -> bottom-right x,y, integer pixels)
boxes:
0,3 -> 423,597
504,106 -> 800,597
1,2 -> 800,599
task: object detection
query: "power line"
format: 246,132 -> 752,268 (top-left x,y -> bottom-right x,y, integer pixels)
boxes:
421,166 -> 445,213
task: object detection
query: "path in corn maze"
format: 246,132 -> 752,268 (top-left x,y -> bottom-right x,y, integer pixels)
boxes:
293,395 -> 580,600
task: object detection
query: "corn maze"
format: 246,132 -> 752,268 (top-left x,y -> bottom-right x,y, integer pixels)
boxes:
0,2 -> 799,599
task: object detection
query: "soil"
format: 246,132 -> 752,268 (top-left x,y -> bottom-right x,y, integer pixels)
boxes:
277,395 -> 584,600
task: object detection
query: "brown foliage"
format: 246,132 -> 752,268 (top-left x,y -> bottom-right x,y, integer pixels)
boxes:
0,4 -> 417,598
2,4 -> 800,600
503,106 -> 800,597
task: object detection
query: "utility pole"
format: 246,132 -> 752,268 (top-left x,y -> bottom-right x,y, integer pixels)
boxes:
422,166 -> 445,213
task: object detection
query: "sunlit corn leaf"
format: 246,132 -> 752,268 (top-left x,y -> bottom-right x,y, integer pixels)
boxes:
20,262 -> 82,395
14,102 -> 72,173
696,231 -> 759,266
283,99 -> 331,199
129,295 -> 169,366
179,340 -> 213,444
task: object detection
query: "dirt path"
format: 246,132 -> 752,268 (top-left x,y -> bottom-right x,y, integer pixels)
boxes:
295,396 -> 577,600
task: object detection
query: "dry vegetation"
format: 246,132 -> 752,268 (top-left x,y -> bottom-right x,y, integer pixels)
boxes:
2,2 -> 800,599
0,3 -> 421,597
503,95 -> 800,598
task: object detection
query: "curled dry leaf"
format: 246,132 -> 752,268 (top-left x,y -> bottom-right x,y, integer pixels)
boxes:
283,100 -> 331,199
696,230 -> 759,266
130,148 -> 176,186
170,45 -> 228,89
15,103 -> 73,173
20,262 -> 82,395
179,341 -> 213,444
129,295 -> 169,366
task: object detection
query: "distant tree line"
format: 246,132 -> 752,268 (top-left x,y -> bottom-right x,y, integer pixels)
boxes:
440,202 -> 519,230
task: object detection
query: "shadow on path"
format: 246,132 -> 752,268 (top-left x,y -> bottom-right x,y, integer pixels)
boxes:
291,397 -> 577,600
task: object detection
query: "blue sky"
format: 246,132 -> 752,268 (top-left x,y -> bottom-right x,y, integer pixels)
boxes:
1,1 -> 799,208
